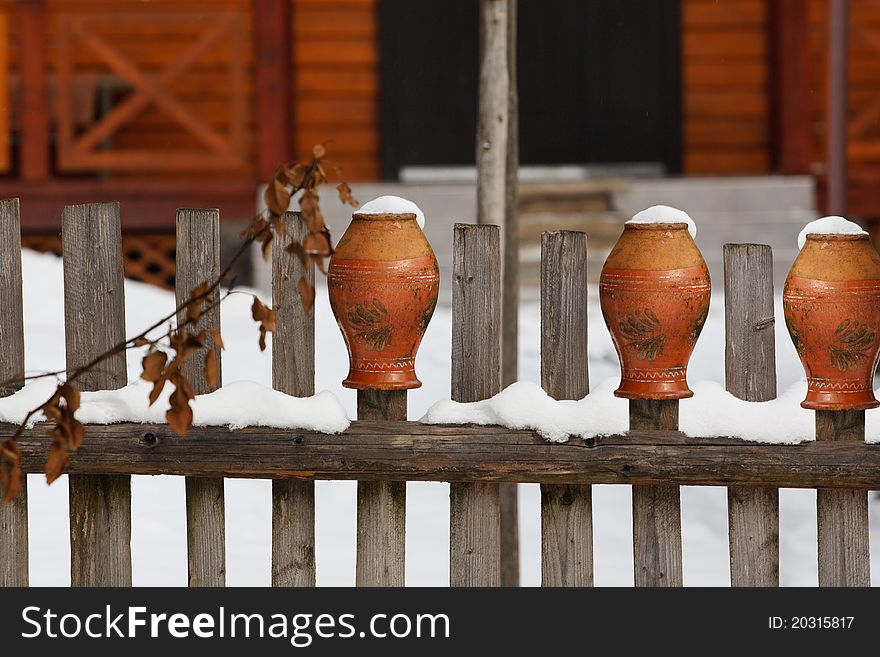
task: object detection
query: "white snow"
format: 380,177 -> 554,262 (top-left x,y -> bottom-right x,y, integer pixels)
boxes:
0,379 -> 349,433
797,215 -> 867,250
422,378 -> 880,445
356,195 -> 426,229
626,204 -> 697,239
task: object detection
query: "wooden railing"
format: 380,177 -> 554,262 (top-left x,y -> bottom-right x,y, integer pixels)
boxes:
0,201 -> 877,587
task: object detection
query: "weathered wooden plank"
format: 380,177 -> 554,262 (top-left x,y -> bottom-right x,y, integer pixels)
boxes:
0,198 -> 26,586
0,200 -> 25,396
499,0 -> 520,588
271,212 -> 316,587
724,243 -> 779,587
7,421 -> 880,488
62,202 -> 131,587
816,410 -> 870,587
176,208 -> 225,587
630,399 -> 682,587
450,224 -> 502,587
356,390 -> 406,587
540,231 -> 592,587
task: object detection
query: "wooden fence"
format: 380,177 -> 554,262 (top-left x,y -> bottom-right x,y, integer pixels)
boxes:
0,200 -> 878,587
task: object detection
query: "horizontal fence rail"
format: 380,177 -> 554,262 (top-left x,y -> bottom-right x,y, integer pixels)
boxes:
5,422 -> 880,488
0,199 -> 875,588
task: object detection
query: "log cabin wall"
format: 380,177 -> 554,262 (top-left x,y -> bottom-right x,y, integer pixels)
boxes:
682,0 -> 771,175
0,0 -> 878,227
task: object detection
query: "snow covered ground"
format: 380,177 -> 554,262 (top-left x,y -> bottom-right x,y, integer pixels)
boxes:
16,249 -> 880,586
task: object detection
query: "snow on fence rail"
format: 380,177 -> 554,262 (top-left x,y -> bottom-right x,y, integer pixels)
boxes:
0,201 -> 877,588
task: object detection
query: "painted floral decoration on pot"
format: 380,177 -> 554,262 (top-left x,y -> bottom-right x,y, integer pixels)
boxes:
328,196 -> 439,390
783,216 -> 880,410
599,205 -> 711,399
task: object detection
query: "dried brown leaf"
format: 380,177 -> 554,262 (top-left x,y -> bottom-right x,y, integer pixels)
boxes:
264,177 -> 291,217
261,232 -> 274,262
0,439 -> 22,502
312,143 -> 326,159
204,349 -> 219,389
166,387 -> 194,436
141,351 -> 168,382
148,377 -> 167,406
298,276 -> 316,312
336,182 -> 359,208
45,440 -> 68,485
284,163 -> 307,189
211,329 -> 225,351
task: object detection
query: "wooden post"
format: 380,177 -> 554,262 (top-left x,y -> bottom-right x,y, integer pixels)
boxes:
253,0 -> 293,181
477,0 -> 519,586
356,390 -> 406,587
769,0 -> 811,174
271,212 -> 316,587
0,198 -> 26,586
176,208 -> 225,587
827,0 -> 849,215
17,0 -> 50,181
723,244 -> 780,586
450,224 -> 502,586
630,400 -> 682,586
539,231 -> 592,586
816,410 -> 870,586
62,202 -> 131,587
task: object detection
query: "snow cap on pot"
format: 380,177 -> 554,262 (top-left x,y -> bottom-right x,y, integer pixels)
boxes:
599,205 -> 711,399
328,196 -> 439,390
783,216 -> 880,410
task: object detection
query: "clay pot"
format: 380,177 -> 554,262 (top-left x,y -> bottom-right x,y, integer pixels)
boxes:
328,212 -> 439,390
599,223 -> 711,399
783,233 -> 880,410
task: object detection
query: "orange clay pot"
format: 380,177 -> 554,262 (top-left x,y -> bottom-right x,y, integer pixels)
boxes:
599,223 -> 711,399
328,212 -> 439,390
783,233 -> 880,410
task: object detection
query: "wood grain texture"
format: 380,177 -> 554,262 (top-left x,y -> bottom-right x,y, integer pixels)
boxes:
0,199 -> 24,395
0,198 -> 26,586
176,208 -> 225,587
450,224 -> 502,586
816,410 -> 870,587
62,201 -> 131,587
271,212 -> 316,587
630,399 -> 682,587
723,243 -> 779,587
7,421 -> 880,488
356,390 -> 406,587
540,230 -> 592,587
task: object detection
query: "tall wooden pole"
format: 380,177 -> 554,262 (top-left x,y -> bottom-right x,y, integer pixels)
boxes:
827,0 -> 849,215
476,0 -> 519,586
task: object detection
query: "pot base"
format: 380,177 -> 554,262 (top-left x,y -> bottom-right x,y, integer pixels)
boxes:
801,386 -> 880,411
614,379 -> 694,400
342,369 -> 422,390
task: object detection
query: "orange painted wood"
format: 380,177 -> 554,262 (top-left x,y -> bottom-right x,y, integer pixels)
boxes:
18,0 -> 50,180
0,12 -> 8,173
254,0 -> 293,180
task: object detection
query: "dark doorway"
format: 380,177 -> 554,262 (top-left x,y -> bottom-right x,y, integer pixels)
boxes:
378,0 -> 682,179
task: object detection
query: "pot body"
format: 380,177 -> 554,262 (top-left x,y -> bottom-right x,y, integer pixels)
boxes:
328,212 -> 439,390
783,234 -> 880,410
599,223 -> 711,399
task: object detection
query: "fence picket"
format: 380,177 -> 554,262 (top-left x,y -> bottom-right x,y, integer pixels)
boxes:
723,243 -> 779,586
816,410 -> 870,586
271,212 -> 316,587
630,399 -> 682,586
356,390 -> 407,586
62,202 -> 132,587
176,208 -> 226,587
539,231 -> 592,586
450,223 -> 502,586
0,198 -> 26,586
